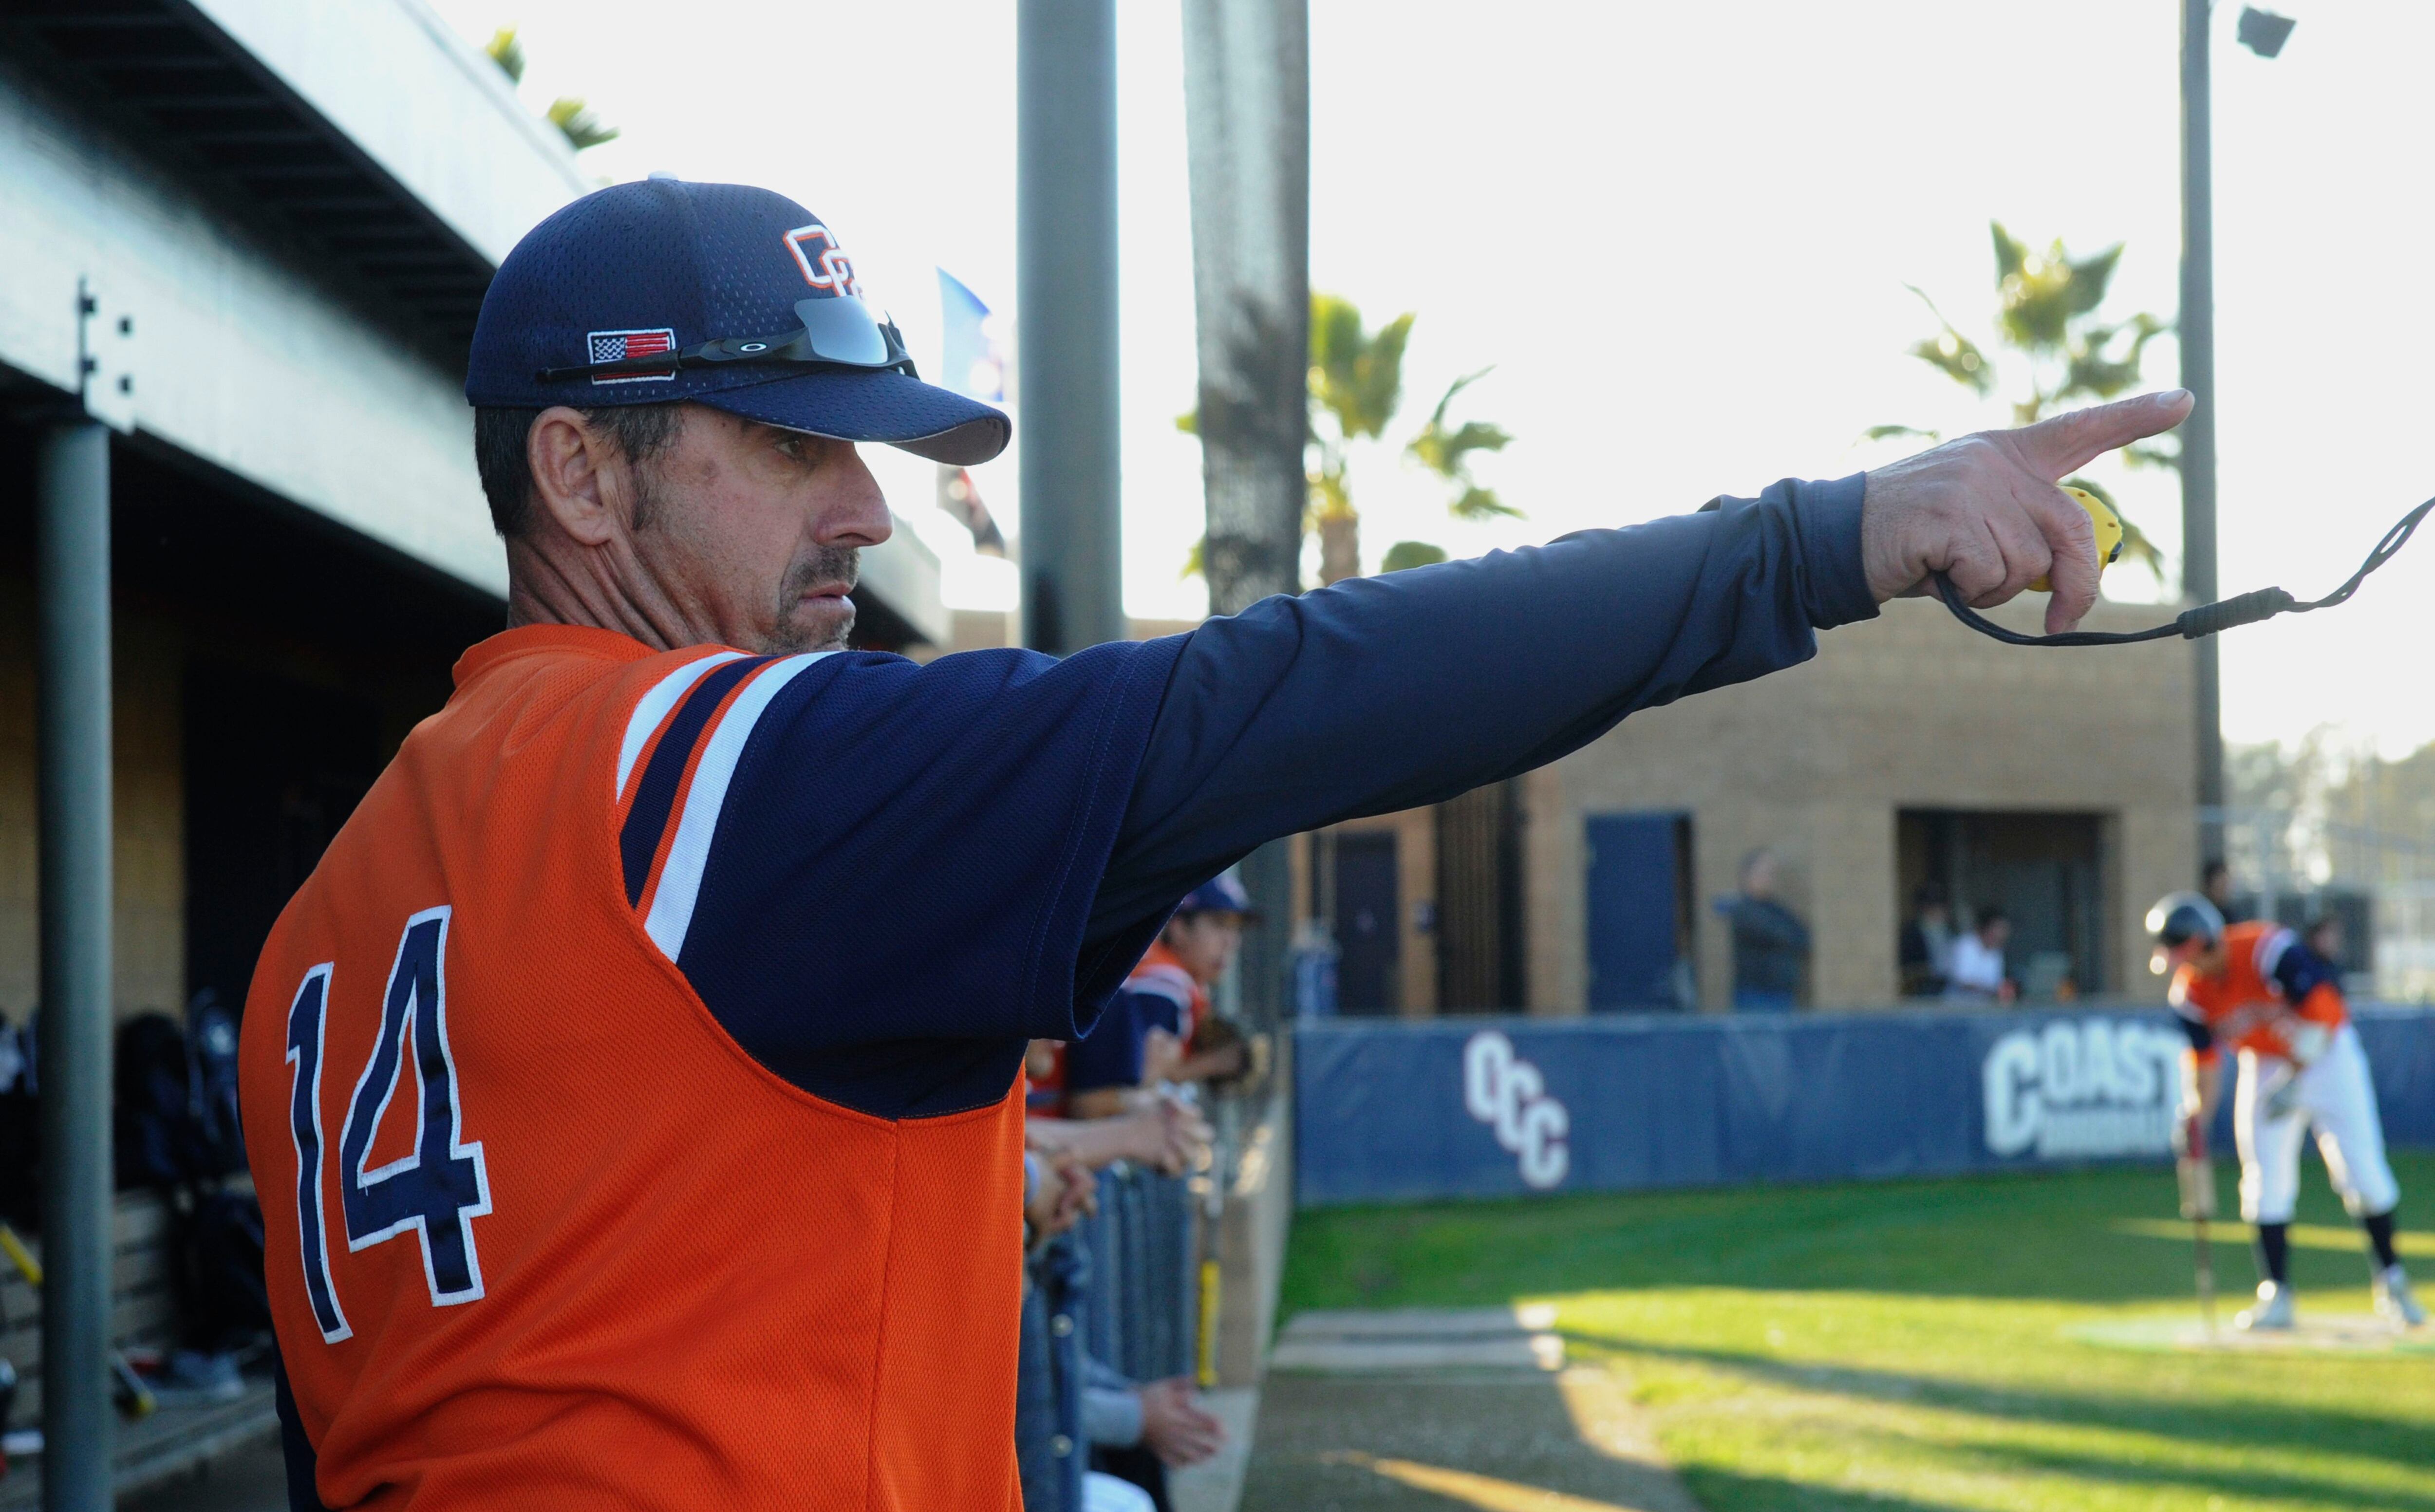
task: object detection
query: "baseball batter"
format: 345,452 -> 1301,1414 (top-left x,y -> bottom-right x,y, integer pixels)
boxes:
235,176 -> 2192,1509
2151,891 -> 2425,1329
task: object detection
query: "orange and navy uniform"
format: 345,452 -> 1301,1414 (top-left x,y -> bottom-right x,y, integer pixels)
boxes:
1129,940 -> 1209,1044
235,471 -> 1890,1507
2170,920 -> 2346,1066
238,625 -> 1180,1510
1062,941 -> 1204,1097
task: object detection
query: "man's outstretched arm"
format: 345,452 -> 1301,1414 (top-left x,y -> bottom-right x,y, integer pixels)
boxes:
1089,392 -> 2191,939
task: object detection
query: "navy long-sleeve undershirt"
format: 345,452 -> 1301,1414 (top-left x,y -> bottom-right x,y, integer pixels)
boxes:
1086,473 -> 1875,943
268,477 -> 1883,1495
651,472 -> 1873,1118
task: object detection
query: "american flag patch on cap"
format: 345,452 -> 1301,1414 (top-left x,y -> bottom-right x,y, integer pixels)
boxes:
586,328 -> 677,384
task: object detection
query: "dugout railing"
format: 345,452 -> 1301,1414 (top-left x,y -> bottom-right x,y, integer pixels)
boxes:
1076,1163 -> 1199,1384
1021,1164 -> 1199,1512
1020,1063 -> 1298,1512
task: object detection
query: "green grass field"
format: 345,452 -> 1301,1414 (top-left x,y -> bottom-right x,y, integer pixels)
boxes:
1281,1154 -> 2435,1512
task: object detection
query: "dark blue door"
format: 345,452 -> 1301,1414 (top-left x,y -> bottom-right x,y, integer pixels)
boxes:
1586,814 -> 1683,1010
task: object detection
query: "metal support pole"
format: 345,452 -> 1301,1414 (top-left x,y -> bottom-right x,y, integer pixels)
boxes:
36,419 -> 113,1512
1017,0 -> 1124,655
1182,0 -> 1309,1028
2180,0 -> 2225,859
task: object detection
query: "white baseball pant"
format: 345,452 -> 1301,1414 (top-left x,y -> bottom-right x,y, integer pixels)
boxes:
2235,1024 -> 2400,1224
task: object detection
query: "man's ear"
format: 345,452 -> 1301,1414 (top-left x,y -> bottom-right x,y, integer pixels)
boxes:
526,407 -> 630,546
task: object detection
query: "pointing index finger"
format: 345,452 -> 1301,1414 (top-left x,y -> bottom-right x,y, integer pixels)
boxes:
2012,390 -> 2194,481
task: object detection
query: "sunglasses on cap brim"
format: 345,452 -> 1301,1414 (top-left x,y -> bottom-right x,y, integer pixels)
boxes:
536,295 -> 918,384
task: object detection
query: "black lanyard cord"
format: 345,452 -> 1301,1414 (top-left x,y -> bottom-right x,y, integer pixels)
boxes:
1934,495 -> 2433,648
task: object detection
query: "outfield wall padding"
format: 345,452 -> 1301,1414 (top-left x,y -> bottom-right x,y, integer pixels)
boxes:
1293,1007 -> 2435,1207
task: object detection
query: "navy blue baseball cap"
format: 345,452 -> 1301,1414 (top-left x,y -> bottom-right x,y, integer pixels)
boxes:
467,178 -> 1009,466
1177,870 -> 1257,918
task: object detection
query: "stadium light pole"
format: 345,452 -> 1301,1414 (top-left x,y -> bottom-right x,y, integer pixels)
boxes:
1016,0 -> 1125,655
2183,3 -> 2294,866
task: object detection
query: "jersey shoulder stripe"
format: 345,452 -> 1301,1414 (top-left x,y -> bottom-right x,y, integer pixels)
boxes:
620,656 -> 775,905
2253,924 -> 2295,987
1123,964 -> 1196,1012
616,651 -> 745,801
642,653 -> 830,957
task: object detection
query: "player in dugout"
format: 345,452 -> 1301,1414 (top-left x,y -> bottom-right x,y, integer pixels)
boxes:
236,177 -> 2197,1510
1064,871 -> 1260,1118
2150,891 -> 2426,1330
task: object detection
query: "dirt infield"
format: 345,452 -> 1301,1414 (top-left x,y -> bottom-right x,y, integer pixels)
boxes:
2067,1310 -> 2435,1355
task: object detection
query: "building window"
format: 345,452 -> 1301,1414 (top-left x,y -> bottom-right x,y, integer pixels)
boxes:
1896,810 -> 2112,1003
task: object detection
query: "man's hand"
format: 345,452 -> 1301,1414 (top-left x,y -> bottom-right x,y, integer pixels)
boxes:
1141,1027 -> 1184,1087
2173,1084 -> 2216,1221
1028,1095 -> 1211,1174
1024,1152 -> 1096,1243
1046,1152 -> 1096,1230
1137,1378 -> 1226,1467
2279,1016 -> 2330,1067
2177,1148 -> 2216,1220
1860,390 -> 2192,635
1140,1094 -> 1213,1176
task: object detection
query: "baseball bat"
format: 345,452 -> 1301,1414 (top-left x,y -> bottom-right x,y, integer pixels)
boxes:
2176,1113 -> 2217,1337
2192,1212 -> 2217,1336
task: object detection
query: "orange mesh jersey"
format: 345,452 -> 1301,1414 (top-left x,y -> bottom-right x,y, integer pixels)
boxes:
2170,919 -> 2347,1065
239,624 -> 1179,1509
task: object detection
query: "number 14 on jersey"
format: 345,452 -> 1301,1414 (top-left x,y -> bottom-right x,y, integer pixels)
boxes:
283,906 -> 491,1343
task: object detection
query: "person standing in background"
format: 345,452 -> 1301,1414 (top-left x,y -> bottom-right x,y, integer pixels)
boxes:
1720,849 -> 1810,1012
1063,873 -> 1257,1119
1946,906 -> 2016,1005
2204,859 -> 2249,924
1899,883 -> 1954,998
2305,913 -> 2346,970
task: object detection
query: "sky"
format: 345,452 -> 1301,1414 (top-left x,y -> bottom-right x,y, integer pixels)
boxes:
428,0 -> 2435,756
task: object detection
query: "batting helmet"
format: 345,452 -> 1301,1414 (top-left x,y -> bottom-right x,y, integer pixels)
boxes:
2144,890 -> 2226,973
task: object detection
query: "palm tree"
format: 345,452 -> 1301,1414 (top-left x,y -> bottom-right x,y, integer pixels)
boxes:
1405,368 -> 1517,523
1184,292 -> 1518,586
1877,223 -> 2170,582
1307,294 -> 1411,583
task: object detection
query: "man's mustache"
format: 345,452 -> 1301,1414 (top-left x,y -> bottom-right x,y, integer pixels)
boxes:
781,547 -> 861,601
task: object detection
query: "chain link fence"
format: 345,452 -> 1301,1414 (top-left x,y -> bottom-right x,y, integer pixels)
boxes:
2206,805 -> 2435,1003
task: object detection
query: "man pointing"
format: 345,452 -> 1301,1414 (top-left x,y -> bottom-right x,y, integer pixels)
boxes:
240,178 -> 2191,1510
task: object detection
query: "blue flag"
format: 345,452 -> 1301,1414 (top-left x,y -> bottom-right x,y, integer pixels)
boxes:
937,269 -> 1004,402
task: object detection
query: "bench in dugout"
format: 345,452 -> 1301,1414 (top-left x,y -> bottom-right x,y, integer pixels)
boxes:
0,1190 -> 278,1507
